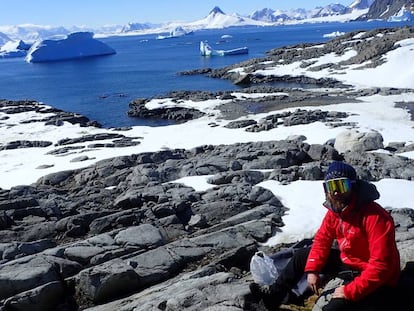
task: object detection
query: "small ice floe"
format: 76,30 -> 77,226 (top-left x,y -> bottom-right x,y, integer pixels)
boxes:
323,31 -> 346,38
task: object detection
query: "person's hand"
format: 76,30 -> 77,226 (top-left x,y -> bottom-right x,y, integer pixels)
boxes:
307,272 -> 320,294
332,285 -> 346,298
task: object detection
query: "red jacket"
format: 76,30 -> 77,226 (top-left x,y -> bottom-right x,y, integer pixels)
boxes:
304,181 -> 400,301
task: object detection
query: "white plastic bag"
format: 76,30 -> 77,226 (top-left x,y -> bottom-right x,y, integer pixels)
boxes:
250,251 -> 279,285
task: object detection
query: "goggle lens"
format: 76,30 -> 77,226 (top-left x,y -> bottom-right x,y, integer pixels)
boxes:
323,178 -> 352,195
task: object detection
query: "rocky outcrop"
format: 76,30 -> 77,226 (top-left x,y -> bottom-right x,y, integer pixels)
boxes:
0,100 -> 101,128
189,26 -> 414,87
0,132 -> 413,310
127,98 -> 205,123
1,26 -> 414,311
358,0 -> 414,21
0,140 -> 53,150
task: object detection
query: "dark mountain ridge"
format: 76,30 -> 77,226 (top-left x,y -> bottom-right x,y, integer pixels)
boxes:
358,0 -> 414,20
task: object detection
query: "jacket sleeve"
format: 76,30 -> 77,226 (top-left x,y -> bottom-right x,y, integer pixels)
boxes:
344,205 -> 399,301
305,211 -> 336,273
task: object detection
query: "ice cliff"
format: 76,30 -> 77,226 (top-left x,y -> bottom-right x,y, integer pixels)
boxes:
25,32 -> 115,63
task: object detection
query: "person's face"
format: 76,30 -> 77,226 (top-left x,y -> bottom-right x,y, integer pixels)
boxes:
323,178 -> 354,212
326,191 -> 353,212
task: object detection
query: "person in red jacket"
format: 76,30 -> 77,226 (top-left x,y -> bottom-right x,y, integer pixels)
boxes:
250,161 -> 400,311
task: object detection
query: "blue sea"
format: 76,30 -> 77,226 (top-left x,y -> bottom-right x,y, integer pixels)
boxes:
1,21 -> 413,128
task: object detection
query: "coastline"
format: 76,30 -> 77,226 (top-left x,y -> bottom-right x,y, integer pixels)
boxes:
0,25 -> 414,311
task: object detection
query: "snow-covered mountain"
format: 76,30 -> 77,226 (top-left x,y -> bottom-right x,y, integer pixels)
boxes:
0,24 -> 72,42
120,22 -> 154,33
183,6 -> 268,30
248,3 -> 366,23
311,3 -> 351,18
0,32 -> 12,46
350,0 -> 375,10
249,8 -> 310,23
0,2 -> 413,45
389,6 -> 414,21
358,0 -> 414,20
119,6 -> 269,36
0,5 -> 360,43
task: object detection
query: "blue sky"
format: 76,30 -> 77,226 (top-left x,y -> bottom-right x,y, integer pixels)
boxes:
0,0 -> 352,27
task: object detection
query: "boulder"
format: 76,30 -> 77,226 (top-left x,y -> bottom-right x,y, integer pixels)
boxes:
75,258 -> 141,304
334,130 -> 384,153
114,224 -> 165,248
3,281 -> 65,311
0,255 -> 64,300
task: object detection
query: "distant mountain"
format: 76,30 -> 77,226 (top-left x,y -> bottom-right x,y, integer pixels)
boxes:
250,8 -> 278,22
357,0 -> 414,20
389,5 -> 414,20
0,24 -> 71,42
184,6 -> 268,29
288,8 -> 310,20
209,6 -> 225,15
121,22 -> 153,33
249,3 -> 363,23
1,2 -> 413,44
249,8 -> 309,23
311,3 -> 351,18
350,0 -> 375,10
0,32 -> 12,45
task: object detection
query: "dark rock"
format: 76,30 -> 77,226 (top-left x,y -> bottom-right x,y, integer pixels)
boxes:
3,280 -> 65,311
37,170 -> 74,186
0,211 -> 13,230
1,27 -> 414,311
208,170 -> 265,185
70,156 -> 90,162
36,164 -> 55,169
1,239 -> 56,260
127,99 -> 205,123
75,258 -> 141,305
0,255 -> 63,300
0,140 -> 52,150
56,133 -> 124,146
360,1 -> 414,21
225,119 -> 257,129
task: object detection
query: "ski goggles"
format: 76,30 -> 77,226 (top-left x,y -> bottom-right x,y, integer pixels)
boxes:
323,178 -> 353,195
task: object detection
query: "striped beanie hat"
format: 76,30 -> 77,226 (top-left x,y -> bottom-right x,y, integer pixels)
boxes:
324,161 -> 357,181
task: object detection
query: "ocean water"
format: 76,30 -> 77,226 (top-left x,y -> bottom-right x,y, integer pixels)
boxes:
1,20 -> 413,128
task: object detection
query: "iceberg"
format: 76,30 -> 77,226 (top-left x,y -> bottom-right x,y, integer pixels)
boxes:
156,26 -> 193,40
0,40 -> 31,58
25,32 -> 116,63
323,31 -> 346,38
199,40 -> 248,56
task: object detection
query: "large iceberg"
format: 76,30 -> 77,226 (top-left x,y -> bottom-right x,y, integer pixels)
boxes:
156,26 -> 193,40
0,40 -> 31,58
25,32 -> 115,63
199,40 -> 248,56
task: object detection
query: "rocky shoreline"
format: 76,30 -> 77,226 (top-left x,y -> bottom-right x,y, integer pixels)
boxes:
1,124 -> 413,311
1,26 -> 414,311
